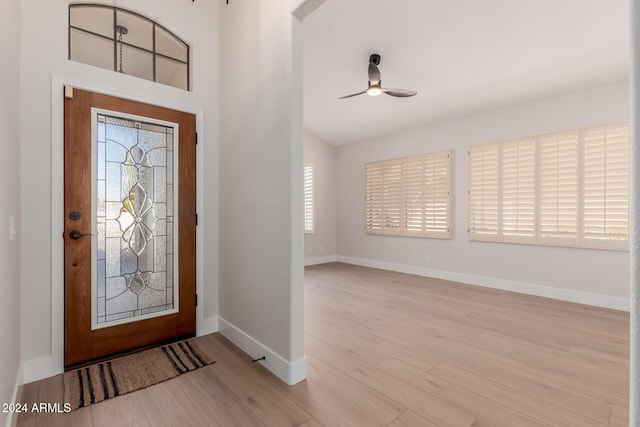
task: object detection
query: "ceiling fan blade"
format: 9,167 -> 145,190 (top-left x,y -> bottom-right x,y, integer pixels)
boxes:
368,62 -> 381,85
383,88 -> 417,97
337,89 -> 367,99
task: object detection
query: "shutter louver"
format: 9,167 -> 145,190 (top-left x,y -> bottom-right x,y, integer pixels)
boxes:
468,144 -> 499,241
582,124 -> 629,249
365,151 -> 451,239
304,164 -> 314,233
538,132 -> 578,246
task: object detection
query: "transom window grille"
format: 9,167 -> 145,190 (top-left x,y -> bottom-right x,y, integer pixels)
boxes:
365,151 -> 451,239
69,4 -> 190,90
304,164 -> 314,233
468,122 -> 629,250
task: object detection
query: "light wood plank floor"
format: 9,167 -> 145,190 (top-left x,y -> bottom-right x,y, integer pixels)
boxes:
17,262 -> 630,426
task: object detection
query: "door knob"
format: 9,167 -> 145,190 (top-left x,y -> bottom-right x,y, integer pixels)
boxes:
69,230 -> 93,240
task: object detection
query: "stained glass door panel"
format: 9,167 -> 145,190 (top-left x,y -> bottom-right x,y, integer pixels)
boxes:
95,113 -> 177,329
64,87 -> 195,367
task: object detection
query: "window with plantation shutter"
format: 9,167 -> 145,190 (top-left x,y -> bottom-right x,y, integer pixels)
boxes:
468,122 -> 629,250
468,144 -> 499,241
538,132 -> 578,246
501,139 -> 536,243
382,162 -> 402,231
424,152 -> 451,234
304,164 -> 314,233
365,163 -> 383,231
582,124 -> 629,249
365,151 -> 451,239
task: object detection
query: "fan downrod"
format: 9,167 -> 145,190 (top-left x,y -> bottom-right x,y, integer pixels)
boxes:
369,53 -> 381,65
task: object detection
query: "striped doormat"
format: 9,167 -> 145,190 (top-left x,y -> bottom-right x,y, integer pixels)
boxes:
63,339 -> 214,410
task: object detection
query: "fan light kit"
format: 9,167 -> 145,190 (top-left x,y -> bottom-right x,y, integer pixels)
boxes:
338,53 -> 417,99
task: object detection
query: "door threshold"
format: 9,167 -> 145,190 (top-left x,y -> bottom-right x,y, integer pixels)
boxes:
64,333 -> 196,371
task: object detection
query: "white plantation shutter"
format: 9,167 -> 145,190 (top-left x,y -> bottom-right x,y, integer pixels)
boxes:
582,124 -> 629,249
468,144 -> 499,241
402,157 -> 424,232
383,162 -> 403,231
424,152 -> 451,234
501,139 -> 536,242
365,163 -> 383,231
365,151 -> 451,238
304,164 -> 314,233
538,132 -> 578,246
468,122 -> 629,250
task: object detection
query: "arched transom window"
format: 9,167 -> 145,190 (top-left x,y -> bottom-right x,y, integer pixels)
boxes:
69,4 -> 190,90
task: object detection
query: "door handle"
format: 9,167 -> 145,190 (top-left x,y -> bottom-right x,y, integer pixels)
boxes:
69,230 -> 93,240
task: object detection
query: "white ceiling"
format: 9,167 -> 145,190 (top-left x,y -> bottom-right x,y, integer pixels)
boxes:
303,0 -> 630,146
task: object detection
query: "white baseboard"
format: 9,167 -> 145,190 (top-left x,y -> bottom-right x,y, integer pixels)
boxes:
336,256 -> 630,312
6,364 -> 23,427
218,317 -> 306,385
197,315 -> 219,337
22,356 -> 56,384
304,255 -> 338,266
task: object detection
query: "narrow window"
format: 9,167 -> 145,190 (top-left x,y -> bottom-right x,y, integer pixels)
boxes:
304,164 -> 314,233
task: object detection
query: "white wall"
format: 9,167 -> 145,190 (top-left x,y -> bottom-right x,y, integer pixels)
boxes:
304,130 -> 337,263
0,0 -> 22,423
218,0 -> 318,384
20,0 -> 219,379
337,80 -> 630,308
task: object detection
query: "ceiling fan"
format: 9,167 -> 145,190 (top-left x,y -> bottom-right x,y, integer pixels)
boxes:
338,53 -> 417,99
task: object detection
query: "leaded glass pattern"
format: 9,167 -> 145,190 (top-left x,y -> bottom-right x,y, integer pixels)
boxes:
96,114 -> 175,326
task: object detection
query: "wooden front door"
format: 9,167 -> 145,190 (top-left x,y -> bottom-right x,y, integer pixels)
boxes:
64,87 -> 196,367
